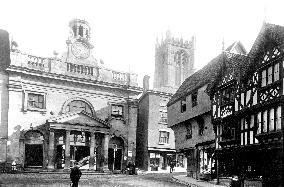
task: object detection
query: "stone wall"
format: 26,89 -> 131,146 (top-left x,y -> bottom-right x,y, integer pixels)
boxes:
6,72 -> 140,162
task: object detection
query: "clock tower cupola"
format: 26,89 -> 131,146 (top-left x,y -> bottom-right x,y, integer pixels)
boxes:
69,19 -> 91,42
66,19 -> 94,60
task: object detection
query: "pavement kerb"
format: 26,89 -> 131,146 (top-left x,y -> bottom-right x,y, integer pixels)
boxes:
172,175 -> 227,187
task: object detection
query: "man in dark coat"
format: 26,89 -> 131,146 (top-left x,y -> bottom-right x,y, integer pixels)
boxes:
170,161 -> 175,173
70,162 -> 82,187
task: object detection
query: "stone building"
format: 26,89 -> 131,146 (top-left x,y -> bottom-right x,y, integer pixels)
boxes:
136,32 -> 195,171
153,31 -> 195,93
0,19 -> 142,172
167,42 -> 247,179
207,23 -> 283,186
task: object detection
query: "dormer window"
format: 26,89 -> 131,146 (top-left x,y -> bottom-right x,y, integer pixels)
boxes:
79,25 -> 84,37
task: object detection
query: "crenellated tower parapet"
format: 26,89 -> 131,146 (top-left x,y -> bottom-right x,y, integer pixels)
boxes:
156,31 -> 194,50
154,30 -> 195,93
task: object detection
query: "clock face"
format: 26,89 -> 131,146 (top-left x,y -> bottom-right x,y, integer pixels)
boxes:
71,42 -> 90,59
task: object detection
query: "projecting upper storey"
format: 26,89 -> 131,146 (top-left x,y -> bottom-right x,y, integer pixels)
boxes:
208,23 -> 284,121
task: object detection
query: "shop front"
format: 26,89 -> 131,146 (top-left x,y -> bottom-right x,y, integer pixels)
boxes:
148,148 -> 176,171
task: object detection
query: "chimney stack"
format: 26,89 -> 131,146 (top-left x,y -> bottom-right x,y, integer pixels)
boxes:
0,30 -> 10,69
143,75 -> 150,91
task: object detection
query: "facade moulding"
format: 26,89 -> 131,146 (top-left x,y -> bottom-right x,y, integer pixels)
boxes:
6,66 -> 143,94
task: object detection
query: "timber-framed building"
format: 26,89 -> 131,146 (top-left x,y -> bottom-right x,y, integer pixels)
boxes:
207,23 -> 283,186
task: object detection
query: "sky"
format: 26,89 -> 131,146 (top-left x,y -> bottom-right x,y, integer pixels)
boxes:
0,0 -> 283,88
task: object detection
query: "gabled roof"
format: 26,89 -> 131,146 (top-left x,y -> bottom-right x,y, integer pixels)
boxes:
206,53 -> 250,96
48,111 -> 110,128
225,41 -> 247,55
167,50 -> 250,106
167,53 -> 225,106
249,23 -> 284,58
241,23 -> 284,82
167,23 -> 284,107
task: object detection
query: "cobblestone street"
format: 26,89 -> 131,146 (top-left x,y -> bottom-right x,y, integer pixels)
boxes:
0,173 -> 189,187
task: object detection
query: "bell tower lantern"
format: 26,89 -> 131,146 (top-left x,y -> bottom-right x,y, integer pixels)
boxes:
66,19 -> 94,61
69,19 -> 91,41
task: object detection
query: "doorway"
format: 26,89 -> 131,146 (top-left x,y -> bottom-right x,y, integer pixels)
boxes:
108,148 -> 122,170
108,136 -> 124,171
24,130 -> 44,167
25,144 -> 43,167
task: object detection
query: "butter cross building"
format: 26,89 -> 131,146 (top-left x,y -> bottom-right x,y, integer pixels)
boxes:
0,19 -> 142,171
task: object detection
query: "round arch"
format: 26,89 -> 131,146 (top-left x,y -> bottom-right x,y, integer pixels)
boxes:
23,130 -> 44,167
108,136 -> 125,171
61,97 -> 96,116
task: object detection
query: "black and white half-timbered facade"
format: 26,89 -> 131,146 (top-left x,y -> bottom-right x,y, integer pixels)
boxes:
208,23 -> 283,186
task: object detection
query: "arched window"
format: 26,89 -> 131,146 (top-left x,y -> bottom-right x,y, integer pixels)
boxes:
86,29 -> 89,38
66,100 -> 93,116
174,50 -> 188,86
79,25 -> 84,37
72,25 -> 77,37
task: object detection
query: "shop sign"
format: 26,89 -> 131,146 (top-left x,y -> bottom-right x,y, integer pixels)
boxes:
128,151 -> 132,157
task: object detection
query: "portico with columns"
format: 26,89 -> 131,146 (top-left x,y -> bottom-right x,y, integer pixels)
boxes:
21,111 -> 111,171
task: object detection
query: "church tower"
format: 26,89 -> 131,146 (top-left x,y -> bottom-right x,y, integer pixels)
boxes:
153,31 -> 195,93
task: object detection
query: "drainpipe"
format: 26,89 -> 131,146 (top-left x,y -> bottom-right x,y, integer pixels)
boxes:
216,152 -> 220,185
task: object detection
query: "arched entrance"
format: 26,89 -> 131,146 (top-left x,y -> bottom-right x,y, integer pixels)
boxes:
24,130 -> 44,167
108,137 -> 124,171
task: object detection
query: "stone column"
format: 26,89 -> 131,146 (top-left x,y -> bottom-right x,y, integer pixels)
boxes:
64,130 -> 71,170
89,132 -> 96,170
47,129 -> 55,170
102,133 -> 110,172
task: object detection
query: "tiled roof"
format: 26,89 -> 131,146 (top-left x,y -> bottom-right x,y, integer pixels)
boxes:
242,23 -> 284,82
167,23 -> 284,107
205,52 -> 250,97
167,53 -> 225,106
167,51 -> 250,106
226,41 -> 247,54
249,23 -> 284,58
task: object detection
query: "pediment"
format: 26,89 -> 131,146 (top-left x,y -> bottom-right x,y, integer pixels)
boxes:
48,111 -> 110,129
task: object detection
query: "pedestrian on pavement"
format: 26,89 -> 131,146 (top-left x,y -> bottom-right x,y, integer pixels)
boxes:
170,161 -> 175,173
127,162 -> 134,175
70,162 -> 82,187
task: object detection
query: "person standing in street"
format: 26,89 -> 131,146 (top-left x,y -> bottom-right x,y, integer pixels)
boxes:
170,161 -> 175,173
70,162 -> 82,187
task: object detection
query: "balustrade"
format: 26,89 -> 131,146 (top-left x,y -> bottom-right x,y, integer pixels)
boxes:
10,51 -> 138,86
66,62 -> 94,76
112,71 -> 128,81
